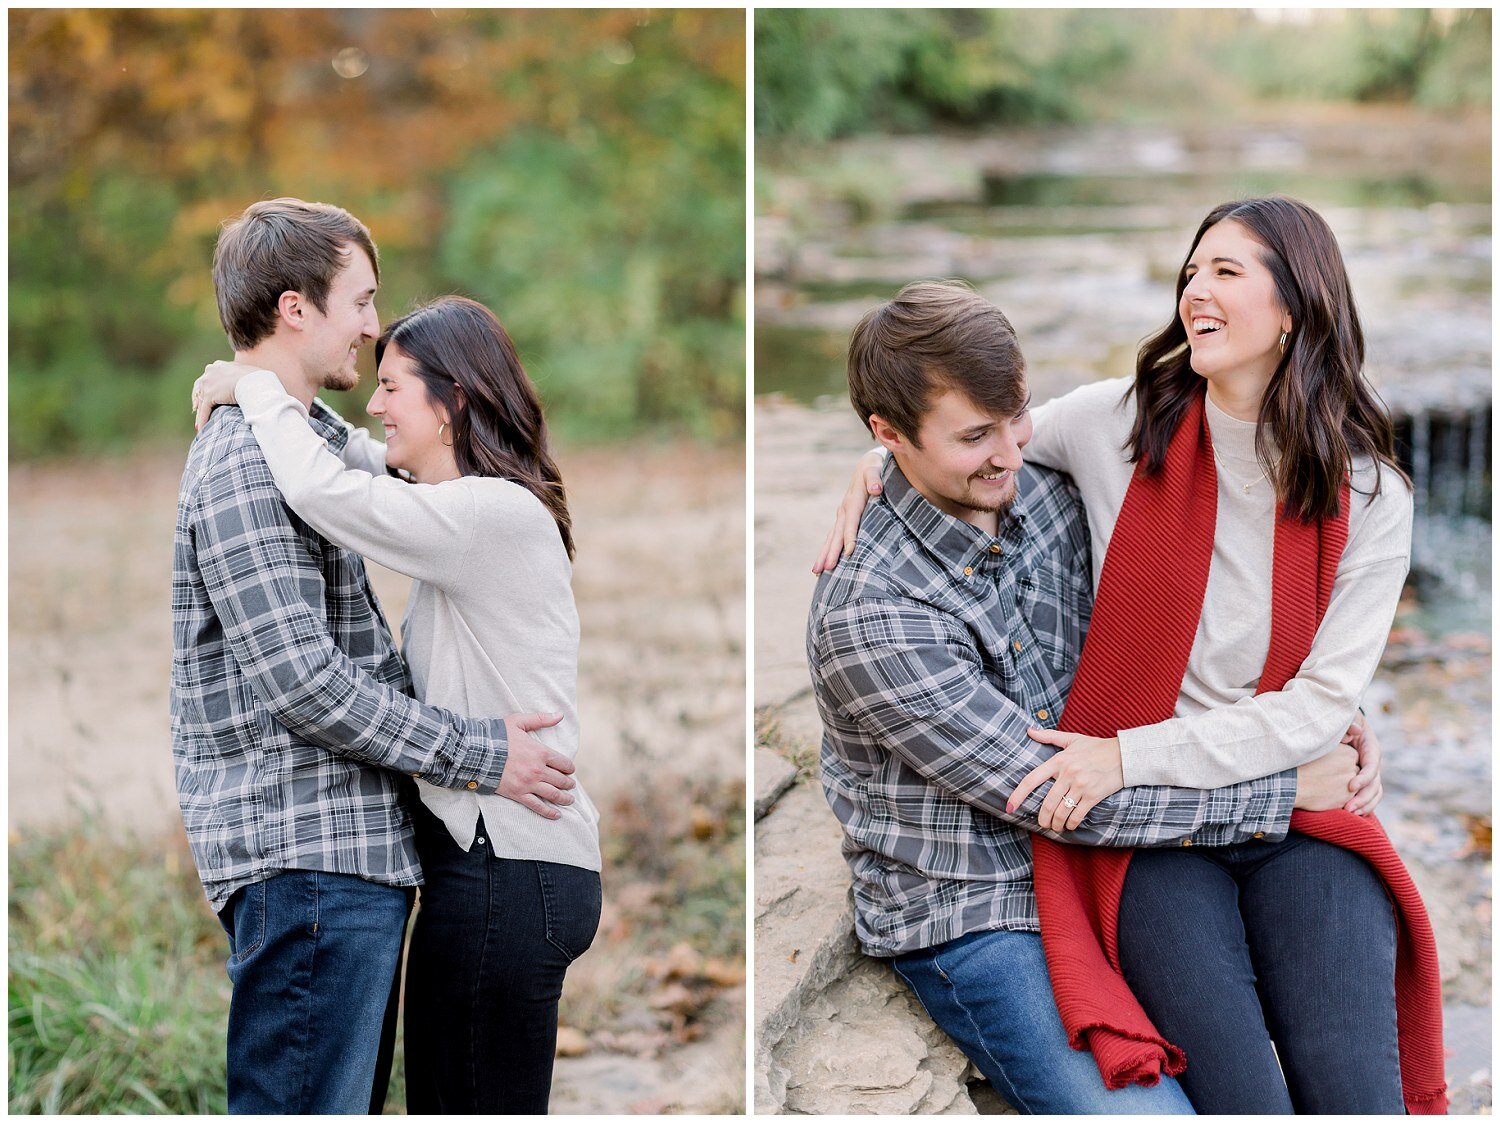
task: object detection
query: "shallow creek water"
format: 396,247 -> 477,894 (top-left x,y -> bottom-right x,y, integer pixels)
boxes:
756,116 -> 1492,638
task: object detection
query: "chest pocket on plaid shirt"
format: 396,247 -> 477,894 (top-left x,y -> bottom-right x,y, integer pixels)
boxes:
1014,564 -> 1089,678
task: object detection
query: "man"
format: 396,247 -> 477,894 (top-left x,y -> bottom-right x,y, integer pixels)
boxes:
172,198 -> 573,1113
805,281 -> 1304,1113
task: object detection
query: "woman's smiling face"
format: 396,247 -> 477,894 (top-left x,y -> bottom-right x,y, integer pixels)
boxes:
1179,219 -> 1292,387
366,343 -> 456,482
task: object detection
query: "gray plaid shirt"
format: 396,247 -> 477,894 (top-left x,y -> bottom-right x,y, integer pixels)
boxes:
808,457 -> 1296,957
171,403 -> 511,911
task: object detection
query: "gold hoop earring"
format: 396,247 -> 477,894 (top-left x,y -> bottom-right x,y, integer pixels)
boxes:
438,422 -> 451,446
1278,331 -> 1288,354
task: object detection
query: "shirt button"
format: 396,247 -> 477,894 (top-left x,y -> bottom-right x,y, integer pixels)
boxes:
466,781 -> 479,790
989,543 -> 1002,554
1012,641 -> 1022,653
1035,708 -> 1049,720
963,567 -> 973,576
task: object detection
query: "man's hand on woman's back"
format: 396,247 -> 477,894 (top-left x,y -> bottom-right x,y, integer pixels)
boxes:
499,712 -> 576,819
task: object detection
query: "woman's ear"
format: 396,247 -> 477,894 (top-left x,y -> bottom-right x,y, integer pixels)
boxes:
441,383 -> 465,427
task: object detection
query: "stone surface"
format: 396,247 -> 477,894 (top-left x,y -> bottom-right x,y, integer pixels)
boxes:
1444,1003 -> 1492,1115
752,775 -> 1013,1115
753,398 -> 874,709
756,747 -> 799,821
777,956 -> 983,1115
753,781 -> 859,1078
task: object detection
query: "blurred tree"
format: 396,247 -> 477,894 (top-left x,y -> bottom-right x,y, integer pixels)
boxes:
755,8 -> 1490,144
9,9 -> 745,455
755,9 -> 1132,143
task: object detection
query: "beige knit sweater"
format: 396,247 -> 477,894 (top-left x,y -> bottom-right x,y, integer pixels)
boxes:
1027,377 -> 1412,789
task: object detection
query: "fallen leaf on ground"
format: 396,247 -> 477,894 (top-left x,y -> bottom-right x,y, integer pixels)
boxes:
650,982 -> 699,1017
703,956 -> 745,987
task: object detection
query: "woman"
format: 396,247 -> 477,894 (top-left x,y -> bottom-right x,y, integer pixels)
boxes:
815,197 -> 1441,1112
195,295 -> 601,1114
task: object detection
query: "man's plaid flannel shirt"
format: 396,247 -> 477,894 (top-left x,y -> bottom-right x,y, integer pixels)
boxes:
171,403 -> 510,911
807,457 -> 1296,957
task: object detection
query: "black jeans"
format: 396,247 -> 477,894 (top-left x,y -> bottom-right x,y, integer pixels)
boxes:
404,799 -> 602,1114
1116,832 -> 1404,1114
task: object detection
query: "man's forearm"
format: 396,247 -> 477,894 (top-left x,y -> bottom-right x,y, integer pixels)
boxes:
248,646 -> 510,792
191,462 -> 508,792
1048,769 -> 1297,849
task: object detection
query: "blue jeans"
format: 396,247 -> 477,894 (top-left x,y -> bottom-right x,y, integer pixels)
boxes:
893,928 -> 1195,1114
1117,833 -> 1403,1114
403,801 -> 602,1114
217,870 -> 413,1114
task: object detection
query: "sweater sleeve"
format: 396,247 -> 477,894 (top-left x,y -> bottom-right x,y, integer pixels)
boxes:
235,369 -> 476,589
1117,473 -> 1414,788
1023,378 -> 1134,475
323,406 -> 389,476
1023,395 -> 1070,471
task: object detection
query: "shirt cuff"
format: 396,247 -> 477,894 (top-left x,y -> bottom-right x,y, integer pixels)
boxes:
1191,769 -> 1297,847
420,717 -> 509,794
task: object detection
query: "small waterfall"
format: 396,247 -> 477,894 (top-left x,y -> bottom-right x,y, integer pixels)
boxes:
1391,402 -> 1492,636
1392,404 -> 1491,521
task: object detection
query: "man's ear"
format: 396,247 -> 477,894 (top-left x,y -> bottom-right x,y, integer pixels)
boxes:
276,289 -> 308,332
869,413 -> 907,454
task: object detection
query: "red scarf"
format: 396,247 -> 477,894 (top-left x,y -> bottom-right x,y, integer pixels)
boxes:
1030,389 -> 1447,1114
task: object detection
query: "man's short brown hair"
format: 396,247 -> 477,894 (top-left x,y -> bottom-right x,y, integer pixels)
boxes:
847,280 -> 1025,445
211,198 -> 379,351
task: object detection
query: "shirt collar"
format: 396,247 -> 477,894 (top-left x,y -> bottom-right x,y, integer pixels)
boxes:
307,400 -> 351,453
881,455 -> 1031,577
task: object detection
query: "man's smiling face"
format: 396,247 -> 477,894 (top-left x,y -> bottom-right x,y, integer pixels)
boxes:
301,245 -> 379,392
879,381 -> 1033,531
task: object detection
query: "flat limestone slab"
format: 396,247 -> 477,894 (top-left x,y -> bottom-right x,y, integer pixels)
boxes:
756,747 -> 799,821
777,955 -> 985,1115
754,780 -> 860,1106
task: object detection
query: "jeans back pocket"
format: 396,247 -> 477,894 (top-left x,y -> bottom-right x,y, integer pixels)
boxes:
536,863 -> 602,962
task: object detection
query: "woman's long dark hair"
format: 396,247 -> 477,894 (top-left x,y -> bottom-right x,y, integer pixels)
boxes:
376,296 -> 575,559
1128,196 -> 1408,521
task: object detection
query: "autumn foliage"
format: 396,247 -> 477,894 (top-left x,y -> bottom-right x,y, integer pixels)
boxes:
10,9 -> 746,455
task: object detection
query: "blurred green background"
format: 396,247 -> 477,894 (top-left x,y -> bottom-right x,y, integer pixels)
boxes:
10,9 -> 746,457
756,7 -> 1489,143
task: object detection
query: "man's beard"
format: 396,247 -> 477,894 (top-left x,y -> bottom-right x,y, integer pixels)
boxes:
320,364 -> 359,393
952,476 -> 1017,517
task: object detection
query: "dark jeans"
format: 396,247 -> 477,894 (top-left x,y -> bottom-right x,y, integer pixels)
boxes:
1117,833 -> 1404,1114
404,800 -> 602,1114
894,929 -> 1194,1114
217,870 -> 413,1115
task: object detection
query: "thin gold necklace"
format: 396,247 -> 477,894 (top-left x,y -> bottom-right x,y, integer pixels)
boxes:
1210,442 -> 1278,495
